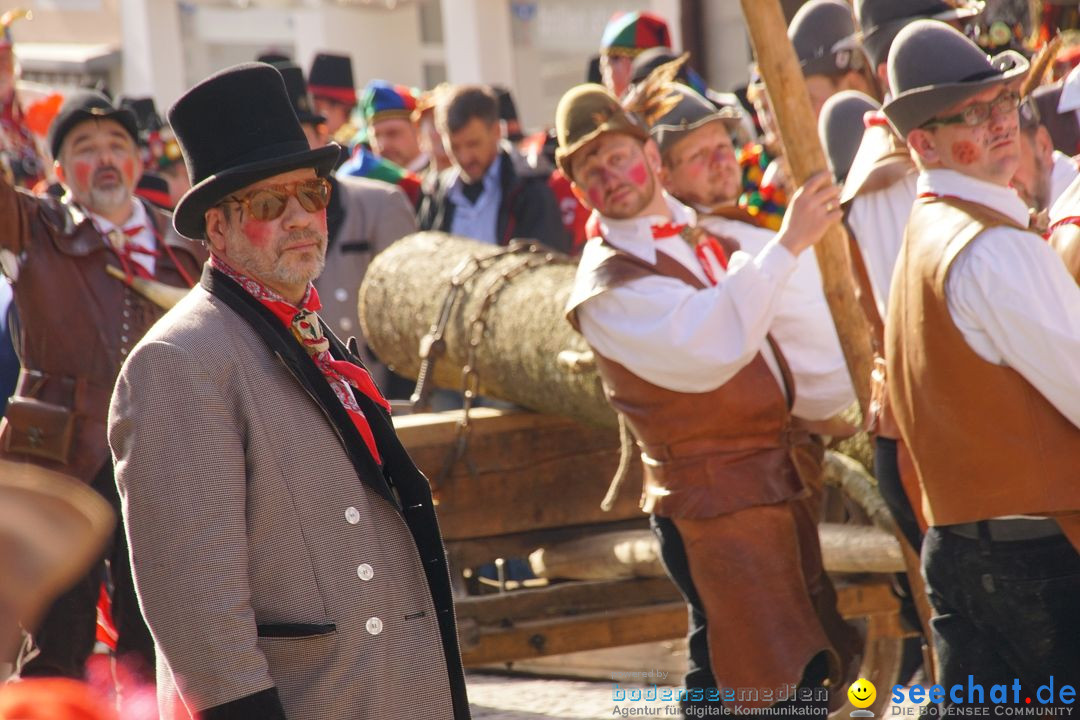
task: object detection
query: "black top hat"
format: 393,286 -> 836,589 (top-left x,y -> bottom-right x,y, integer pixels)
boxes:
48,90 -> 139,160
256,50 -> 291,65
135,171 -> 173,209
119,96 -> 164,135
308,52 -> 356,105
275,62 -> 326,126
168,62 -> 340,240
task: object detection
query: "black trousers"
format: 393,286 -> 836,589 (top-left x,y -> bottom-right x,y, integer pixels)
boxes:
650,514 -> 830,717
20,461 -> 155,679
874,436 -> 923,554
923,526 -> 1080,706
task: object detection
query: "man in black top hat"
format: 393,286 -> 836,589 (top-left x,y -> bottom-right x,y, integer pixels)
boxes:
308,51 -> 358,145
0,90 -> 205,682
109,62 -> 469,719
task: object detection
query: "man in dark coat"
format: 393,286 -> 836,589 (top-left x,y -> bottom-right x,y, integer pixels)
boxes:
418,84 -> 569,252
0,91 -> 205,681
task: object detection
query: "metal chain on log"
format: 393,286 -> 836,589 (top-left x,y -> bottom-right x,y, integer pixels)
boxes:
358,232 -> 617,428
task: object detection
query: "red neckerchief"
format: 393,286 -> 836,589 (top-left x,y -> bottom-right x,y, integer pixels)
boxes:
651,221 -> 729,285
863,110 -> 891,129
211,255 -> 390,463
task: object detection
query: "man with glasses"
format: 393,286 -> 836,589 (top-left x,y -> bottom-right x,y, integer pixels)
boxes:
108,64 -> 470,719
884,21 -> 1080,701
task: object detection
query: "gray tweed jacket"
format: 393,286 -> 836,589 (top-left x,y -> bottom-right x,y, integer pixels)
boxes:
108,265 -> 469,720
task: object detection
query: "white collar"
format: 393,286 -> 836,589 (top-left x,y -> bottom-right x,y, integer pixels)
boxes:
916,169 -> 1030,228
90,197 -> 146,236
596,192 -> 696,264
1059,64 -> 1080,114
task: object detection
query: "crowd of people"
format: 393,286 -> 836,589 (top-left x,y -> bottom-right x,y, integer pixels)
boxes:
0,0 -> 1079,718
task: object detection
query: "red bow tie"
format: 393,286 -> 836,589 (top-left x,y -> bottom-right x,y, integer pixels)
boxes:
650,222 -> 729,285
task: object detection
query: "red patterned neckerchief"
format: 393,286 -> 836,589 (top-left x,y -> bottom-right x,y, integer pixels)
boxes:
210,255 -> 390,463
651,221 -> 729,285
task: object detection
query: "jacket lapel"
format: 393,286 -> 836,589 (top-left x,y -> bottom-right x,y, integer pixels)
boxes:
201,265 -> 400,511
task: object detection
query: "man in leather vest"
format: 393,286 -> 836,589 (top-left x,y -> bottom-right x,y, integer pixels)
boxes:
884,21 -> 1080,699
0,91 -> 205,680
109,63 -> 468,720
556,82 -> 856,714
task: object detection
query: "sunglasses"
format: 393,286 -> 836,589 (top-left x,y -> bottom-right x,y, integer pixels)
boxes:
219,177 -> 332,222
921,91 -> 1020,129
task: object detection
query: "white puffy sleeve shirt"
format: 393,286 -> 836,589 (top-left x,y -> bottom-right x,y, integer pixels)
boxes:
575,194 -> 854,421
916,169 -> 1080,429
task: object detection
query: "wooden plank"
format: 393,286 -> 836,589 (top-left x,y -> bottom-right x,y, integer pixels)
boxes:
835,580 -> 901,619
445,517 -> 649,569
394,410 -> 645,538
455,577 -> 681,626
459,603 -> 688,665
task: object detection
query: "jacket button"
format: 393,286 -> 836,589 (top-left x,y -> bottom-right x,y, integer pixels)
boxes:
356,563 -> 373,581
334,288 -> 348,302
339,317 -> 353,332
345,506 -> 360,524
365,616 -> 382,635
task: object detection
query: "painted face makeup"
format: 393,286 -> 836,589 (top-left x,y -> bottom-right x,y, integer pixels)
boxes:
627,161 -> 648,187
950,141 -> 981,166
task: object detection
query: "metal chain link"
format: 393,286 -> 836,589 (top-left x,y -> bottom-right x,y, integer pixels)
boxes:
421,241 -> 557,501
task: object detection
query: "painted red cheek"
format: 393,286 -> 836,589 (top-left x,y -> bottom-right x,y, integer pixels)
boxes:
121,158 -> 135,182
587,186 -> 605,208
315,209 -> 328,232
627,161 -> 648,187
240,218 -> 272,247
950,141 -> 980,165
72,161 -> 92,189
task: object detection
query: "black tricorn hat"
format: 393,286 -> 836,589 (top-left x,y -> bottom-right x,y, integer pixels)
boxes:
168,62 -> 340,240
48,90 -> 139,160
275,62 -> 326,126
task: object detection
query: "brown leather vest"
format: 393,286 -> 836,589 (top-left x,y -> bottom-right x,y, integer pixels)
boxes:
0,187 -> 206,482
566,240 -> 807,519
886,195 -> 1080,526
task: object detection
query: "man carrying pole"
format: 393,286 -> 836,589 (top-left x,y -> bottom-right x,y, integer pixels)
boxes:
557,79 -> 856,715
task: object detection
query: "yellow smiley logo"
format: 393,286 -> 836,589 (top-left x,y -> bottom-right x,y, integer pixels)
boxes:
848,678 -> 876,709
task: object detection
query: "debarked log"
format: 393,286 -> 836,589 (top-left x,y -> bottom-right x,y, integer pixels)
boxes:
526,521 -> 904,581
359,232 -> 617,427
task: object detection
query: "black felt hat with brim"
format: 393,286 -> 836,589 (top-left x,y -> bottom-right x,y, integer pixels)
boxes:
48,90 -> 139,160
882,20 -> 1027,139
169,62 -> 340,240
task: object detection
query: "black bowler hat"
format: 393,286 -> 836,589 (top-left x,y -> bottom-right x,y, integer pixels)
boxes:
274,62 -> 326,126
168,62 -> 340,239
48,90 -> 139,160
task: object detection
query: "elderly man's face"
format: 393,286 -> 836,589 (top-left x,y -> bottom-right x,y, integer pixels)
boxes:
206,167 -> 329,303
660,120 -> 741,211
56,119 -> 142,217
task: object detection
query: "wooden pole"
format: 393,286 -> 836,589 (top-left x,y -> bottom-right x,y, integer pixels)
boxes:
740,0 -> 875,420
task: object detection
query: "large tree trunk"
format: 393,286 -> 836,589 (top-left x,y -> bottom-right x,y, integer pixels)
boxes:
359,232 -> 616,427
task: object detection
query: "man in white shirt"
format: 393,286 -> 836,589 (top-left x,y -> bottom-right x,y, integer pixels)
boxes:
884,20 -> 1080,701
556,81 -> 856,714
